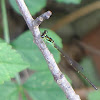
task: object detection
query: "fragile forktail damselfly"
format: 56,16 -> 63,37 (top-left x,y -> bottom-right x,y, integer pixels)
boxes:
41,30 -> 98,90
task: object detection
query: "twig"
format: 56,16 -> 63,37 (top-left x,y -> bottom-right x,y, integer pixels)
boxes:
16,0 -> 81,100
51,1 -> 100,31
79,41 -> 100,56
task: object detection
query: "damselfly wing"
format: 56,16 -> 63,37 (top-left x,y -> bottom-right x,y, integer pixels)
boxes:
41,30 -> 98,90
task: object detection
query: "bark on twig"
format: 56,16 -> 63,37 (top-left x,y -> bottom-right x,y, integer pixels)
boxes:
16,0 -> 81,100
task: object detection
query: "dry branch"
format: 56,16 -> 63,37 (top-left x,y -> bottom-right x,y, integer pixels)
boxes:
16,0 -> 81,100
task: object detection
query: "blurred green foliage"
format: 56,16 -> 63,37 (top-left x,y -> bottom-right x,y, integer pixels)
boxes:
0,38 -> 29,84
0,27 -> 72,100
11,28 -> 62,70
2,0 -> 98,100
9,0 -> 81,16
23,71 -> 71,100
80,57 -> 100,87
56,0 -> 81,4
9,0 -> 46,15
0,82 -> 18,100
10,28 -> 71,100
88,90 -> 100,100
0,71 -> 71,100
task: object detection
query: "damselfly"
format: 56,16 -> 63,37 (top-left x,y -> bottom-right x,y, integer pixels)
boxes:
41,30 -> 98,90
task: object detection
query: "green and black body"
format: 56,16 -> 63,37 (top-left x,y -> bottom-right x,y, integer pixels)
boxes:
41,30 -> 97,90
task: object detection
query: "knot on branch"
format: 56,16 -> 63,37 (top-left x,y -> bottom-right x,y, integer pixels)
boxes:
54,73 -> 64,84
32,11 -> 52,26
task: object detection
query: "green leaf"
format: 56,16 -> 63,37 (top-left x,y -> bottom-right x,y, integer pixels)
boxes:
80,57 -> 100,86
56,0 -> 81,4
11,29 -> 62,71
0,40 -> 29,84
0,38 -> 4,43
0,81 -> 27,100
23,71 -> 71,100
9,0 -> 46,15
88,90 -> 100,100
0,81 -> 18,100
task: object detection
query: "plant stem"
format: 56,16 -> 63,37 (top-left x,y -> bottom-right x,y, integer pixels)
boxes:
20,86 -> 27,100
1,0 -> 21,85
1,0 -> 10,43
16,74 -> 21,85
